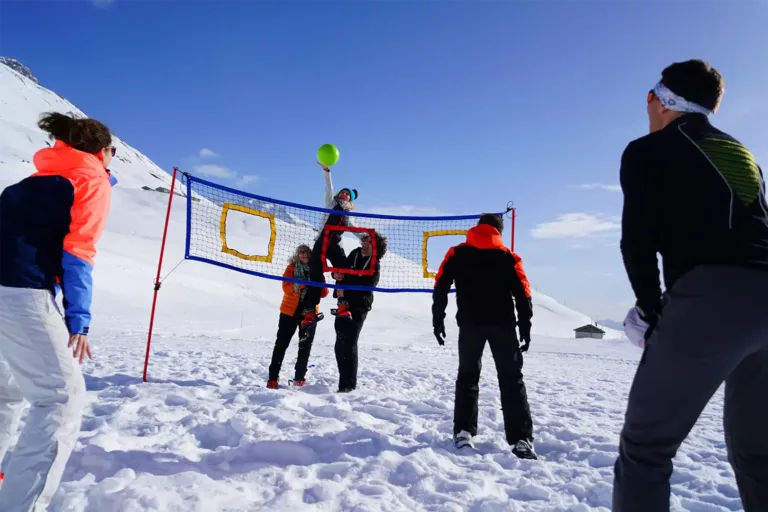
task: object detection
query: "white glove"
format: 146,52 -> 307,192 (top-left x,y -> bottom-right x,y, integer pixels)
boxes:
623,306 -> 650,349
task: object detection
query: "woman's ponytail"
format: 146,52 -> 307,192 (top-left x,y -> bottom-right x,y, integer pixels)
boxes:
38,112 -> 112,155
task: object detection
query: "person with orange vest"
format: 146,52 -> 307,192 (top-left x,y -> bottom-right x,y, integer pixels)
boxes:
0,112 -> 116,510
432,214 -> 536,459
266,244 -> 329,389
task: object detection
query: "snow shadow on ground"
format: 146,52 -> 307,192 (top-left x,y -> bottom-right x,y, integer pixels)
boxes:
65,426 -> 432,483
84,373 -> 219,391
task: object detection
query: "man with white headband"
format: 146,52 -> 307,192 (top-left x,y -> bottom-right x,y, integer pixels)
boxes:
613,59 -> 768,511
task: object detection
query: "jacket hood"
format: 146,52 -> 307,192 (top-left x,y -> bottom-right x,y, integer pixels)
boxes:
33,140 -> 106,177
465,224 -> 508,251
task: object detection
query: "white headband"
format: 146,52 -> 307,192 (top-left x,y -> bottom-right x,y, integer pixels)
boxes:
652,82 -> 713,116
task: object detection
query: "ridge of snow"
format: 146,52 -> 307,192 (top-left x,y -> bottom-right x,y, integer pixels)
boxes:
0,56 -> 39,84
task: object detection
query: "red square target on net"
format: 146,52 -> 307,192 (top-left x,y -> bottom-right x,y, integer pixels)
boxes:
320,225 -> 377,276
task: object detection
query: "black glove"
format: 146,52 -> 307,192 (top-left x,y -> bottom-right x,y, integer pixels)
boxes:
518,322 -> 531,352
433,321 -> 446,346
636,303 -> 660,341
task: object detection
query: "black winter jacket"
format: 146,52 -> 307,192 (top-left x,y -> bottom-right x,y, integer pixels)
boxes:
335,248 -> 380,312
432,224 -> 533,330
620,113 -> 768,316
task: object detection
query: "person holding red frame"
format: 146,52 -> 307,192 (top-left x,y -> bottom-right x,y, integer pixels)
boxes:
332,231 -> 387,392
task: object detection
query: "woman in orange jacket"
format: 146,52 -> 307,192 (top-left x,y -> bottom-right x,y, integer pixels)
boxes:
0,112 -> 116,510
266,244 -> 328,388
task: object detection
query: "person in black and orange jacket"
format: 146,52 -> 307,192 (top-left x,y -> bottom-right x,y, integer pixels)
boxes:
0,112 -> 116,510
432,214 -> 536,459
266,244 -> 329,389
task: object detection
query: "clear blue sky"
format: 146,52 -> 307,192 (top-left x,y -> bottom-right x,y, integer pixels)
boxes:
2,0 -> 767,321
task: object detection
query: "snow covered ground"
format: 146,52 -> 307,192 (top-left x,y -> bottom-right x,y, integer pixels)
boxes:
0,60 -> 744,511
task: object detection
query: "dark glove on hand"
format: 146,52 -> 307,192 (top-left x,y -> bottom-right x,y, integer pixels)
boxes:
636,303 -> 661,341
433,321 -> 446,346
518,323 -> 531,352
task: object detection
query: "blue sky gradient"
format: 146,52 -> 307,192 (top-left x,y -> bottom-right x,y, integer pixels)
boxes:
2,0 -> 767,320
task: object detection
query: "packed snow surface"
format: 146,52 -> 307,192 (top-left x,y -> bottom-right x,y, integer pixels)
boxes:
0,60 -> 742,511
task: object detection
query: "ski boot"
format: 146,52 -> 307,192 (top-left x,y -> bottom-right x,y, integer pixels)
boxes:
331,301 -> 353,320
266,379 -> 278,389
512,438 -> 538,460
454,430 -> 474,449
301,308 -> 325,327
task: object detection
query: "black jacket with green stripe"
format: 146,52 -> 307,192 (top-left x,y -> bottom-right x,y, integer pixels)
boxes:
620,113 -> 768,316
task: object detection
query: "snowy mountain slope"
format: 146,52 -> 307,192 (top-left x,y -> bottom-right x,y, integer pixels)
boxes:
0,60 -> 740,512
0,61 -> 177,193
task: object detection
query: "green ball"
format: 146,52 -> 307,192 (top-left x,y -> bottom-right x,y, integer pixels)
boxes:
317,144 -> 340,166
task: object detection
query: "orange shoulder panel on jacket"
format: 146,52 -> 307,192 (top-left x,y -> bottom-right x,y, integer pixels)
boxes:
34,143 -> 114,267
62,174 -> 111,266
33,142 -> 112,266
434,246 -> 457,286
512,252 -> 532,298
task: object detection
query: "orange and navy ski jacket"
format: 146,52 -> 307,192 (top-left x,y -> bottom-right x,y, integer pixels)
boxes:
432,224 -> 533,329
0,141 -> 115,335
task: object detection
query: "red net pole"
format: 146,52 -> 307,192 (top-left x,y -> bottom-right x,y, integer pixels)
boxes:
511,208 -> 517,252
143,167 -> 179,382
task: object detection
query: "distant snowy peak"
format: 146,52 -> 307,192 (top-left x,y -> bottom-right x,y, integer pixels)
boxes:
0,57 -> 39,84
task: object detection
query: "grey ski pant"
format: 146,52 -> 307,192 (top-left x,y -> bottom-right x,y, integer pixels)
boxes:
613,266 -> 768,512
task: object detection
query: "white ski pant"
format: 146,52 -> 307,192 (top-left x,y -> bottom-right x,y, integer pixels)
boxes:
0,286 -> 86,512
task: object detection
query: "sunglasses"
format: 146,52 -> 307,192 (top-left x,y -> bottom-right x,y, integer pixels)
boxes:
108,146 -> 117,157
647,89 -> 656,104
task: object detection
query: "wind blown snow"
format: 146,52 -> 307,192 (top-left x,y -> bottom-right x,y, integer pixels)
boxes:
0,61 -> 741,511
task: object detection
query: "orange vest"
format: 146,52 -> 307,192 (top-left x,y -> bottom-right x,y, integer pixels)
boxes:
280,263 -> 329,316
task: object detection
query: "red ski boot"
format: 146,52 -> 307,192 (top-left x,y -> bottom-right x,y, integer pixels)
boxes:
301,309 -> 325,327
293,379 -> 306,387
266,379 -> 278,389
332,301 -> 353,320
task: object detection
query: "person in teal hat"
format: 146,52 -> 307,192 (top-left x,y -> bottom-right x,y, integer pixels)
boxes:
300,162 -> 361,326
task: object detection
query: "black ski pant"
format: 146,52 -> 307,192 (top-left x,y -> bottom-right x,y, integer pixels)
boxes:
334,311 -> 367,390
268,310 -> 317,381
303,235 -> 347,311
613,266 -> 768,512
454,323 -> 533,445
